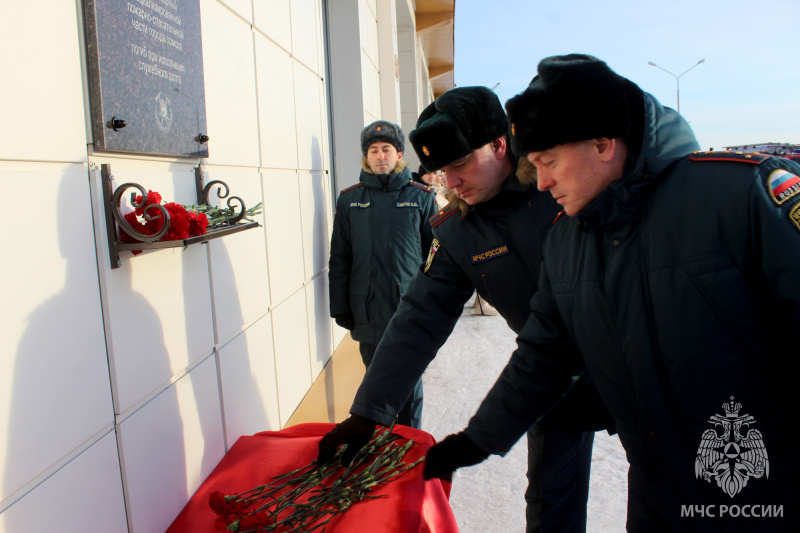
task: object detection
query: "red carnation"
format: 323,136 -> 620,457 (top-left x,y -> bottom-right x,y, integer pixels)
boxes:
162,203 -> 190,240
187,210 -> 209,236
133,190 -> 162,216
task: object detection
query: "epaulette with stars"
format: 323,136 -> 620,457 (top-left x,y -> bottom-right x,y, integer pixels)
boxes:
689,151 -> 770,164
408,181 -> 435,193
339,182 -> 363,194
429,203 -> 459,228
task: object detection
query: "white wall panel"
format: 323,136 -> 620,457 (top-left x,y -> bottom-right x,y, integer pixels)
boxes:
0,3 -> 87,162
219,0 -> 253,23
118,356 -> 224,533
263,170 -> 304,302
306,275 -> 332,379
218,316 -> 280,443
204,168 -> 270,344
201,0 -> 260,167
254,0 -> 292,53
360,51 -> 381,122
365,0 -> 378,20
271,291 -> 312,425
1,164 -> 113,504
298,171 -> 329,279
360,0 -> 379,69
255,35 -> 298,170
0,432 -> 126,533
290,0 -> 320,75
97,169 -> 214,416
333,322 -> 348,349
293,65 -> 325,171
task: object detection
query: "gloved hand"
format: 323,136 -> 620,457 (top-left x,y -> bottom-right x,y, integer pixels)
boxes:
317,414 -> 377,466
333,313 -> 355,331
423,431 -> 490,482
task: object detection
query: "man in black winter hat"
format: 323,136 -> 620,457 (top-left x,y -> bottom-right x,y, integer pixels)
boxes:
423,54 -> 800,533
320,87 -> 613,533
328,120 -> 437,428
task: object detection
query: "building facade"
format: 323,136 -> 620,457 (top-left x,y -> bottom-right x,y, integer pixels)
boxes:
0,0 -> 454,531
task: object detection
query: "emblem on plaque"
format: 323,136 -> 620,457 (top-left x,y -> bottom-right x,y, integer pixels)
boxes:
155,91 -> 174,133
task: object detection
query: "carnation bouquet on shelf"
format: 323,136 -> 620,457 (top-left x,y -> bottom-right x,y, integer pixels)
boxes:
118,189 -> 263,254
209,425 -> 423,533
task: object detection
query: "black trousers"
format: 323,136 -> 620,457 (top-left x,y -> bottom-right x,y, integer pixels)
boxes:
526,426 -> 595,533
359,342 -> 424,429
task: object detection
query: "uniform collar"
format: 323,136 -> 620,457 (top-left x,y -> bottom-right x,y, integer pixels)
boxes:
360,166 -> 412,191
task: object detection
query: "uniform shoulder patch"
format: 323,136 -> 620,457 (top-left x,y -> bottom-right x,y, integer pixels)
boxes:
340,183 -> 363,194
423,238 -> 440,273
408,181 -> 434,193
767,168 -> 800,205
789,203 -> 800,233
689,151 -> 769,164
429,204 -> 459,228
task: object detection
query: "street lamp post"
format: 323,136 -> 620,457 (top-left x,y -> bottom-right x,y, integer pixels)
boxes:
647,59 -> 705,114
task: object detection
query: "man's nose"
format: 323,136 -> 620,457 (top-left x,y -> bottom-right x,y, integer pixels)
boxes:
536,173 -> 551,191
444,172 -> 460,188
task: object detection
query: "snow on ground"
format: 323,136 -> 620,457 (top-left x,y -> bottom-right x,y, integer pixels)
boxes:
421,310 -> 629,532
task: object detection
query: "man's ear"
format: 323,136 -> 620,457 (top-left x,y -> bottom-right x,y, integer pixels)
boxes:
594,138 -> 616,162
397,151 -> 403,159
490,137 -> 508,160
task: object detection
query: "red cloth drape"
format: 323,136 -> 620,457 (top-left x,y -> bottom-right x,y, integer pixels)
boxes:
166,423 -> 458,532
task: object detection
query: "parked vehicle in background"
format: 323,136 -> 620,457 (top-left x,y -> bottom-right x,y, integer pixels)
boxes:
724,142 -> 800,155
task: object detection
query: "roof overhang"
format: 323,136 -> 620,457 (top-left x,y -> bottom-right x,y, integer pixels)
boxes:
415,0 -> 455,98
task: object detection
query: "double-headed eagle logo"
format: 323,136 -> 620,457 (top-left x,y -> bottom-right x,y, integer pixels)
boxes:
695,396 -> 769,498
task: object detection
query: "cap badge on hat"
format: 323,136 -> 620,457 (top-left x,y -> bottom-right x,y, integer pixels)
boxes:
422,146 -> 430,156
511,123 -> 516,136
376,125 -> 382,131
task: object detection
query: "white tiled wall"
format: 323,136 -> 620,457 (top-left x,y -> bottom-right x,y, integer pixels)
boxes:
254,0 -> 292,52
0,164 -> 113,505
204,168 -> 270,345
306,274 -> 333,378
293,64 -> 326,171
117,356 -> 224,533
272,290 -> 313,425
255,35 -> 299,170
201,0 -> 260,168
0,3 -> 88,163
291,0 -> 322,75
218,316 -> 281,442
263,169 -> 305,302
0,432 -> 127,533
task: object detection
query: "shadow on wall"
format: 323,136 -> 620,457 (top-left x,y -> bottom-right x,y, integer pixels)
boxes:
2,171 -> 131,528
202,229 -> 272,446
309,136 -> 334,378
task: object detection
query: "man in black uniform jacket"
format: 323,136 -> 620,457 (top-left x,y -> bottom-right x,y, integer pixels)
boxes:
319,87 -> 612,533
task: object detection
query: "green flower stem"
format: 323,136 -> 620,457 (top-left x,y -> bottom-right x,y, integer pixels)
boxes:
214,425 -> 423,532
182,202 -> 263,227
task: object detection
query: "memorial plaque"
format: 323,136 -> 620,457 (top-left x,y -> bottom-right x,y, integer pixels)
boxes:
84,0 -> 209,157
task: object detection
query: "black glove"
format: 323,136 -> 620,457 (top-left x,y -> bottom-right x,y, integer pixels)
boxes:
423,432 -> 490,482
333,313 -> 355,331
317,414 -> 377,466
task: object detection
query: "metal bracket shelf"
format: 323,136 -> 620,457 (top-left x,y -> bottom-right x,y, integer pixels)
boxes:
101,163 -> 259,269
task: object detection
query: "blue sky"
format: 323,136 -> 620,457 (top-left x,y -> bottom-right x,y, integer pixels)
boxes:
454,0 -> 800,151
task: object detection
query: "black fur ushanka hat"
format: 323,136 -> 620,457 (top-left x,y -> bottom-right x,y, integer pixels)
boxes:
361,120 -> 405,156
409,86 -> 508,172
506,54 -> 642,156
